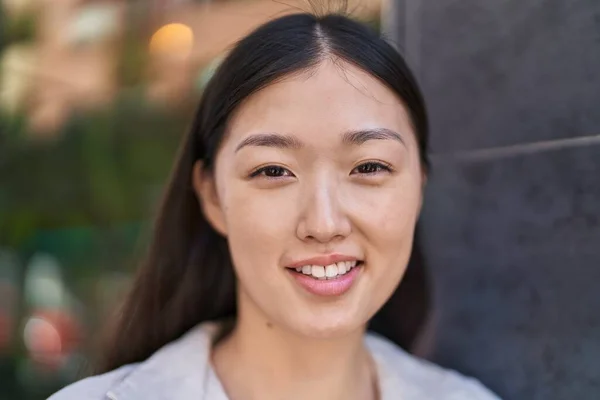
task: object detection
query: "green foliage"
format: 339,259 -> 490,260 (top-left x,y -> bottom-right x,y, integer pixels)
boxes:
0,4 -> 5,50
0,95 -> 186,251
117,34 -> 149,88
116,1 -> 152,88
0,9 -> 38,48
0,94 -> 189,398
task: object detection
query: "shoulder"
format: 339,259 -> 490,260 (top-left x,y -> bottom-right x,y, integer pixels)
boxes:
365,332 -> 501,400
47,321 -> 220,400
47,364 -> 138,400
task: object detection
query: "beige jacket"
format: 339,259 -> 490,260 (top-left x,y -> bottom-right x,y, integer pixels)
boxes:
49,321 -> 501,400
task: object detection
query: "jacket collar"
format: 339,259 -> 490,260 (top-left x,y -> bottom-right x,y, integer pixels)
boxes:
365,333 -> 430,400
106,322 -> 223,400
105,322 -> 425,400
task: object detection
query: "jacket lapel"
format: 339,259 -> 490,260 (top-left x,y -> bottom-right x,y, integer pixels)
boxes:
106,322 -> 222,400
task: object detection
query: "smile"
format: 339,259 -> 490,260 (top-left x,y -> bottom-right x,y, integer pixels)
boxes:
292,260 -> 359,280
286,260 -> 364,296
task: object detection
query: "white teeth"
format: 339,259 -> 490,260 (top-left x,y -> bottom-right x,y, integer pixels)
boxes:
311,265 -> 325,278
325,264 -> 338,277
290,261 -> 360,279
293,261 -> 362,279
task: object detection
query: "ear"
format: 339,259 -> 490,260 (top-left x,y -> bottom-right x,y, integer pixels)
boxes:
192,160 -> 228,236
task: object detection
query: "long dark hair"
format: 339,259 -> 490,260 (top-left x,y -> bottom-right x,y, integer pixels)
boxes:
98,11 -> 430,373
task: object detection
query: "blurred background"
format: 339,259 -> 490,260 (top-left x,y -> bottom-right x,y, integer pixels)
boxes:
1,0 -> 599,399
0,0 -> 381,398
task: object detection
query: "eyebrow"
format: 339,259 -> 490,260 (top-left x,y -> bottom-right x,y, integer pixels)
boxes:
234,128 -> 405,152
341,128 -> 406,146
235,133 -> 303,152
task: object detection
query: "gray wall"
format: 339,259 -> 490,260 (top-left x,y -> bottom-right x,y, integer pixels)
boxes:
384,1 -> 600,399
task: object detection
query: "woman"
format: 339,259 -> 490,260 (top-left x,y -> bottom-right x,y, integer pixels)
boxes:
50,11 -> 500,400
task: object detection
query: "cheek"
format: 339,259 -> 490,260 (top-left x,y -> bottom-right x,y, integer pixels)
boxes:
380,191 -> 420,239
221,184 -> 296,270
350,176 -> 422,256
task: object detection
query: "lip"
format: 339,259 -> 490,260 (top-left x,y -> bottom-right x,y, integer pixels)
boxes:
287,254 -> 361,269
287,264 -> 362,296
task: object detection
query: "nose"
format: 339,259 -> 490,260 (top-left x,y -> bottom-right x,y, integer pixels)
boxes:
296,179 -> 351,243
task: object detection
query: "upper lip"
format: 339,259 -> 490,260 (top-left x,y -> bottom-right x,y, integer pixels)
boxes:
287,254 -> 361,268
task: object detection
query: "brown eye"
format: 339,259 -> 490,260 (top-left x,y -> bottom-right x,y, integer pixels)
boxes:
250,165 -> 294,178
352,162 -> 392,175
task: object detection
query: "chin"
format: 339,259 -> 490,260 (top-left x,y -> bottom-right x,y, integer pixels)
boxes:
284,310 -> 367,339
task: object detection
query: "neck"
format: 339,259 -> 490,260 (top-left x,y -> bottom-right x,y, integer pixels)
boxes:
212,292 -> 377,400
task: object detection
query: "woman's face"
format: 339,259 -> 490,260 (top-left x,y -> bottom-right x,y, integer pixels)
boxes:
197,60 -> 424,338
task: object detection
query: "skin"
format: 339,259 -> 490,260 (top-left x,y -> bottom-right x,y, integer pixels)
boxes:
193,59 -> 425,400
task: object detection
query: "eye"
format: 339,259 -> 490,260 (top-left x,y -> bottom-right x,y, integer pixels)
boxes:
250,165 -> 294,179
351,161 -> 393,175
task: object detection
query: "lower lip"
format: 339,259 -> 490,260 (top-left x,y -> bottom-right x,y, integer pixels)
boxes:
288,266 -> 361,296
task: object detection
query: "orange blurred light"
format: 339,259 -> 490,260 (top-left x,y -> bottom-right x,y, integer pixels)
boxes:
149,23 -> 194,58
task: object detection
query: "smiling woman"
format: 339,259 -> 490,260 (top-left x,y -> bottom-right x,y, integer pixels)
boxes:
49,9 -> 500,400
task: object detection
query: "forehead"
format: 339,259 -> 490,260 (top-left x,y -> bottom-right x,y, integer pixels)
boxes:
225,60 -> 414,143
